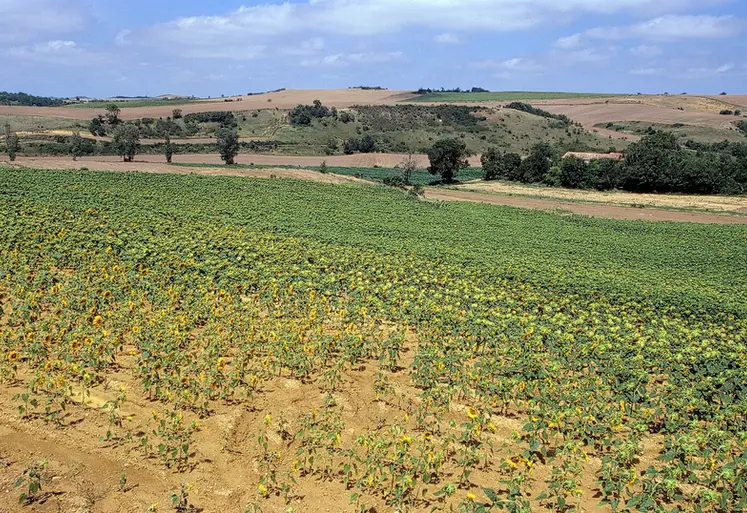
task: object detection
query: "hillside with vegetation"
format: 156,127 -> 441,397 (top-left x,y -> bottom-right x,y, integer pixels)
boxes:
0,91 -> 64,107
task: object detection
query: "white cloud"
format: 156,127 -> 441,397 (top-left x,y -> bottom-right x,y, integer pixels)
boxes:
630,67 -> 660,75
301,51 -> 403,67
0,0 -> 85,43
280,37 -> 325,56
555,48 -> 611,63
684,62 -> 737,78
5,40 -> 103,66
474,57 -> 544,78
434,33 -> 460,44
555,33 -> 582,49
124,1 -> 737,59
585,15 -> 741,41
630,45 -> 663,57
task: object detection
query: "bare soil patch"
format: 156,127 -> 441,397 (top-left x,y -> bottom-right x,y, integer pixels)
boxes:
426,188 -> 747,224
459,180 -> 747,214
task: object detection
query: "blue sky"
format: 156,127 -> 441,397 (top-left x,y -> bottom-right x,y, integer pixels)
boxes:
0,0 -> 745,97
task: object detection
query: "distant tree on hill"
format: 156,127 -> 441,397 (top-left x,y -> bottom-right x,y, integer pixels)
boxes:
70,131 -> 84,161
289,100 -> 334,126
427,138 -> 470,183
164,133 -> 174,163
105,104 -> 121,125
4,123 -> 20,161
216,126 -> 239,165
0,91 -> 63,107
111,124 -> 140,162
89,116 -> 107,137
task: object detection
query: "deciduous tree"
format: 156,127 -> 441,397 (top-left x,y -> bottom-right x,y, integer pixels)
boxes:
216,126 -> 239,165
427,138 -> 470,183
111,124 -> 140,162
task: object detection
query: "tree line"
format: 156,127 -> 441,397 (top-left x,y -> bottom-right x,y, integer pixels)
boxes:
0,91 -> 64,107
479,132 -> 746,194
414,87 -> 490,94
504,102 -> 573,126
418,132 -> 747,195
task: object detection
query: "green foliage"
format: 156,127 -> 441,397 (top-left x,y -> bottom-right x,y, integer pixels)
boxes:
427,138 -> 471,183
504,102 -> 572,125
484,133 -> 747,194
183,111 -> 236,125
172,108 -> 183,119
70,131 -> 85,161
111,124 -> 141,162
344,134 -> 377,154
289,100 -> 335,126
4,122 -> 20,161
164,133 -> 174,163
339,111 -> 356,123
89,116 -> 106,137
216,126 -> 239,165
1,169 -> 746,511
354,104 -> 483,131
736,120 -> 747,135
558,156 -> 589,189
518,142 -> 556,183
105,104 -> 122,125
481,148 -> 521,181
0,91 -> 63,107
14,459 -> 48,505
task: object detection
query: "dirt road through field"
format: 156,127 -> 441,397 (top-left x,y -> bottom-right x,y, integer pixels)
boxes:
425,188 -> 747,224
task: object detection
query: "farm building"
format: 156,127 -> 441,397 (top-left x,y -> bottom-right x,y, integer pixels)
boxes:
562,151 -> 624,162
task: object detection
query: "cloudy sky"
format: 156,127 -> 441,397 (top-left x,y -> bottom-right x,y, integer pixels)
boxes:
0,0 -> 745,97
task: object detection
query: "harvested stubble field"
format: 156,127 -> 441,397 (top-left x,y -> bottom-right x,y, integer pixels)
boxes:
0,167 -> 745,513
0,89 -> 414,122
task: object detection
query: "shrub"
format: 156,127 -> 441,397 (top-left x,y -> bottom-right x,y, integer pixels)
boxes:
289,100 -> 334,126
505,102 -> 572,125
184,111 -> 236,125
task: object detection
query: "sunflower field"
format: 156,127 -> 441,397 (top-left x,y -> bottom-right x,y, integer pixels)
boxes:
0,168 -> 745,513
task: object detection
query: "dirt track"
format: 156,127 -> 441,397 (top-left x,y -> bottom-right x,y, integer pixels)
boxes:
6,156 -> 746,225
427,189 -> 747,224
